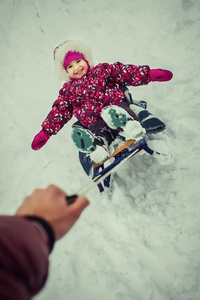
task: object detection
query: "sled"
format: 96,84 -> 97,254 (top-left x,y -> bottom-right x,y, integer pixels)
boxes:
80,135 -> 154,192
67,86 -> 166,203
66,135 -> 156,205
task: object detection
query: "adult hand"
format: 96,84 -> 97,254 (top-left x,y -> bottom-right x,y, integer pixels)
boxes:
16,185 -> 89,240
31,130 -> 50,150
150,69 -> 173,82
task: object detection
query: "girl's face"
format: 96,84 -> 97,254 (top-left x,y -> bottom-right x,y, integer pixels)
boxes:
66,59 -> 88,80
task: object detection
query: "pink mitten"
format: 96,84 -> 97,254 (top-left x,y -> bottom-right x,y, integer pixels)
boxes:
31,130 -> 50,150
150,69 -> 173,82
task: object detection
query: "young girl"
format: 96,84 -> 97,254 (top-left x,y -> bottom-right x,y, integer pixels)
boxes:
31,40 -> 173,162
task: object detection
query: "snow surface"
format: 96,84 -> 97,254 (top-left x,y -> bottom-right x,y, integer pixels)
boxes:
1,0 -> 200,299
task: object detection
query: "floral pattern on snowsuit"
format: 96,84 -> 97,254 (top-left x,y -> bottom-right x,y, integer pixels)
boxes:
42,62 -> 151,135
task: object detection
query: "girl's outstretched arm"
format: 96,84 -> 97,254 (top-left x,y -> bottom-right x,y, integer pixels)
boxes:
104,62 -> 172,86
31,86 -> 73,150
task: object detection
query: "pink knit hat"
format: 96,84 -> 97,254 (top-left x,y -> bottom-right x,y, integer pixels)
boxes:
54,40 -> 94,82
63,51 -> 86,69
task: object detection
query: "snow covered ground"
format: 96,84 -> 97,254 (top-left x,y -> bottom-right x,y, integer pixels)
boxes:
1,0 -> 200,299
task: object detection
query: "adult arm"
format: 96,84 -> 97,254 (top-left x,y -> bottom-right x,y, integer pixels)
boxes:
0,215 -> 50,300
0,185 -> 89,300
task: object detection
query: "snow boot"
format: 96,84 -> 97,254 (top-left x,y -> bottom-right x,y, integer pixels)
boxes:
101,105 -> 145,141
129,104 -> 166,134
71,122 -> 109,163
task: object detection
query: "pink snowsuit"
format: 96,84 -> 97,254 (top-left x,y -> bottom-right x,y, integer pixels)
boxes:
42,62 -> 151,136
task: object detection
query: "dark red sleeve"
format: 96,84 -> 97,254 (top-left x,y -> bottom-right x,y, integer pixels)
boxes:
42,85 -> 73,135
0,216 -> 50,300
104,62 -> 151,86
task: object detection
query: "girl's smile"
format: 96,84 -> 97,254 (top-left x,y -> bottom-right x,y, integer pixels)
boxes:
66,59 -> 88,80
